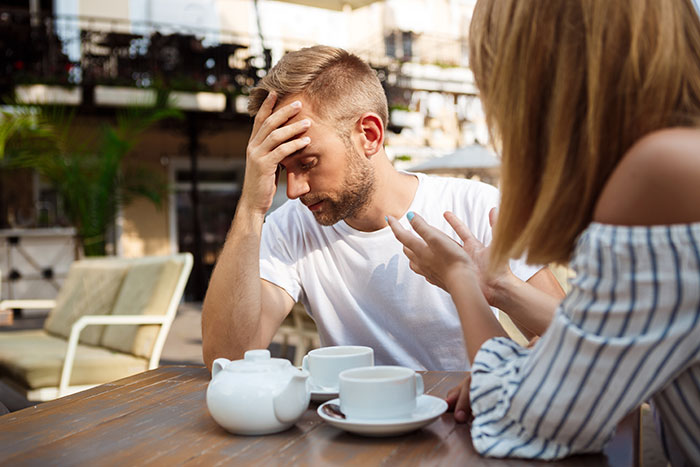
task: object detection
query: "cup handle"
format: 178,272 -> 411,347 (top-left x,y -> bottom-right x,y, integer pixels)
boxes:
415,373 -> 424,396
301,355 -> 309,371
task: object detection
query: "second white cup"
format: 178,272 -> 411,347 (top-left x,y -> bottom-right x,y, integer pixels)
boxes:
338,366 -> 424,420
302,345 -> 374,390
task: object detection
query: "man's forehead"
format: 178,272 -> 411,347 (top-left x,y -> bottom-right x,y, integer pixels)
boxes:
275,94 -> 326,123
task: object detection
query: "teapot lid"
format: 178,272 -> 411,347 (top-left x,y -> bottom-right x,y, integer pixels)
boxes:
227,349 -> 291,373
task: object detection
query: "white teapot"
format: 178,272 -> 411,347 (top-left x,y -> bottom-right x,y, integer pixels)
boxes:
206,349 -> 311,435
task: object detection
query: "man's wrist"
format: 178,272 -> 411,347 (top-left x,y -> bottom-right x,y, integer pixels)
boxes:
229,198 -> 268,239
489,272 -> 524,310
236,196 -> 269,223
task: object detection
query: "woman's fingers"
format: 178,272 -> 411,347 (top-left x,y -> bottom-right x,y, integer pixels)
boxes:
444,211 -> 481,251
405,212 -> 440,244
454,376 -> 472,423
387,215 -> 426,253
488,207 -> 498,228
446,383 -> 461,410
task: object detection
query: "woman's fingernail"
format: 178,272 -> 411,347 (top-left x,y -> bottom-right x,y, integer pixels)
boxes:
291,100 -> 302,108
384,216 -> 389,223
456,410 -> 466,422
407,211 -> 415,221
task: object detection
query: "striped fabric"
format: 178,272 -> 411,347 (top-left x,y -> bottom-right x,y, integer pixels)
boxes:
470,222 -> 700,465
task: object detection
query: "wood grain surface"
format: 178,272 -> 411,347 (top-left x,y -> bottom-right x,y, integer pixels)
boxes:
0,367 -> 638,466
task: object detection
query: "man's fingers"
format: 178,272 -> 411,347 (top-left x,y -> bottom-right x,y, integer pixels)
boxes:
251,99 -> 302,148
265,137 -> 311,165
444,211 -> 480,250
251,91 -> 276,137
258,118 -> 311,158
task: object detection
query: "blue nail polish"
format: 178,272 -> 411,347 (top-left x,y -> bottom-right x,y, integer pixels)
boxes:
407,211 -> 415,221
384,216 -> 389,223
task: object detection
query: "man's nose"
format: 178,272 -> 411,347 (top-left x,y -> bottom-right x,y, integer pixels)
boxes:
286,171 -> 310,199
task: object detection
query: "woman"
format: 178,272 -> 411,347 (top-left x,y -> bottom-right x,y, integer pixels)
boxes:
388,0 -> 700,463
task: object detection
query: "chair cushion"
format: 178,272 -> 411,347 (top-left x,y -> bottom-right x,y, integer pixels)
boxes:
100,258 -> 184,358
0,330 -> 148,389
43,259 -> 129,346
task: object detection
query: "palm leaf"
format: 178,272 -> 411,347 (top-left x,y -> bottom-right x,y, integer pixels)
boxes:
0,97 -> 182,256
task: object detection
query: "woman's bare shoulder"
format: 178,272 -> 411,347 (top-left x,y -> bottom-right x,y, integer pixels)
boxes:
594,127 -> 700,225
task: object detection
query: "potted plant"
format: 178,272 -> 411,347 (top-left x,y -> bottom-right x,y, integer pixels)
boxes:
0,100 -> 182,256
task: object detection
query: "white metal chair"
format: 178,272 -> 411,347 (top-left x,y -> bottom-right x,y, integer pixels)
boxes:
0,253 -> 192,400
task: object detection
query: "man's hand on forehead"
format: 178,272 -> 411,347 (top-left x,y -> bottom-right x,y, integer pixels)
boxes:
242,92 -> 312,214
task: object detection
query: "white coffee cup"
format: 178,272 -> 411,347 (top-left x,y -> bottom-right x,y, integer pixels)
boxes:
338,366 -> 424,420
301,346 -> 374,390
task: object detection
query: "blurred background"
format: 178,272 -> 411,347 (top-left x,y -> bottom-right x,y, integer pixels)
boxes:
0,0 -> 496,304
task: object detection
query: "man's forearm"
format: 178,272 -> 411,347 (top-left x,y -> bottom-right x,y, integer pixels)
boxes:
201,204 -> 268,370
492,268 -> 564,336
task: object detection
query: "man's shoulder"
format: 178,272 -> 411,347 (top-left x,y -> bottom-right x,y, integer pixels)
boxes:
417,173 -> 500,204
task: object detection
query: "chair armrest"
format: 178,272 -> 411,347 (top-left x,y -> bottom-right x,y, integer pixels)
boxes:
0,299 -> 56,311
59,315 -> 169,396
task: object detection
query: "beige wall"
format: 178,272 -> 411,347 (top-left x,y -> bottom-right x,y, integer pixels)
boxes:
120,197 -> 171,257
118,118 -> 252,257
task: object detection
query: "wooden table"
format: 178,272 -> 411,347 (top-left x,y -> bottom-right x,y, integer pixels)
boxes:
0,366 -> 639,466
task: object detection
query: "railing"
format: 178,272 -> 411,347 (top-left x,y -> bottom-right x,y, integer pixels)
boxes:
0,8 -> 472,104
0,9 -> 270,96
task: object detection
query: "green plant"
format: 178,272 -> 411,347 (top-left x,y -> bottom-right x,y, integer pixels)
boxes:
0,100 -> 182,256
389,104 -> 411,112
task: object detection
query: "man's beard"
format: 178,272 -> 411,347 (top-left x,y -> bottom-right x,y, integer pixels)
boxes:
301,147 -> 376,226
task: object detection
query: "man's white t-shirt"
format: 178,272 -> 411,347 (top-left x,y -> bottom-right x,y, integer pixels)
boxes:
260,173 -> 540,370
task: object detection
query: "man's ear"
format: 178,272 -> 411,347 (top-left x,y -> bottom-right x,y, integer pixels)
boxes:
356,113 -> 384,157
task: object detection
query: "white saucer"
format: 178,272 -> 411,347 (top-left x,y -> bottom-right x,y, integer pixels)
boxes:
309,382 -> 339,403
317,395 -> 448,437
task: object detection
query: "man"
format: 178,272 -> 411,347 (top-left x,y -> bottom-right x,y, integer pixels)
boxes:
202,45 -> 564,372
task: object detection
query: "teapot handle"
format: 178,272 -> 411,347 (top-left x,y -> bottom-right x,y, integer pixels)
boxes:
211,358 -> 230,378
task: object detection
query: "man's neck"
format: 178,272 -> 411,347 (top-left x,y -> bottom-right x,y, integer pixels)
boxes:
345,158 -> 419,232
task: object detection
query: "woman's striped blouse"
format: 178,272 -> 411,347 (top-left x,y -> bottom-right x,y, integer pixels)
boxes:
470,222 -> 700,465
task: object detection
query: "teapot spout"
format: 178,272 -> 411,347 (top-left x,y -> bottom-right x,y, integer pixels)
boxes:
273,369 -> 310,423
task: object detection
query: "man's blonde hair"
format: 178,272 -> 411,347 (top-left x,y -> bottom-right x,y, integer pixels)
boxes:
469,0 -> 700,266
248,45 -> 388,134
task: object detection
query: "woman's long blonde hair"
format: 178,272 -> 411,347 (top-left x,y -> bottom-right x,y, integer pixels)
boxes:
470,0 -> 700,266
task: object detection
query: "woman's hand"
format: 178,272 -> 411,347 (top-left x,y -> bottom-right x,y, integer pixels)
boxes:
389,210 -> 519,305
389,210 -> 511,362
386,212 -> 476,293
446,375 -> 472,424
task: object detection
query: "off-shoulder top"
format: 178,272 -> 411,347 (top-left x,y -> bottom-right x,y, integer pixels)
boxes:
470,223 -> 700,465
